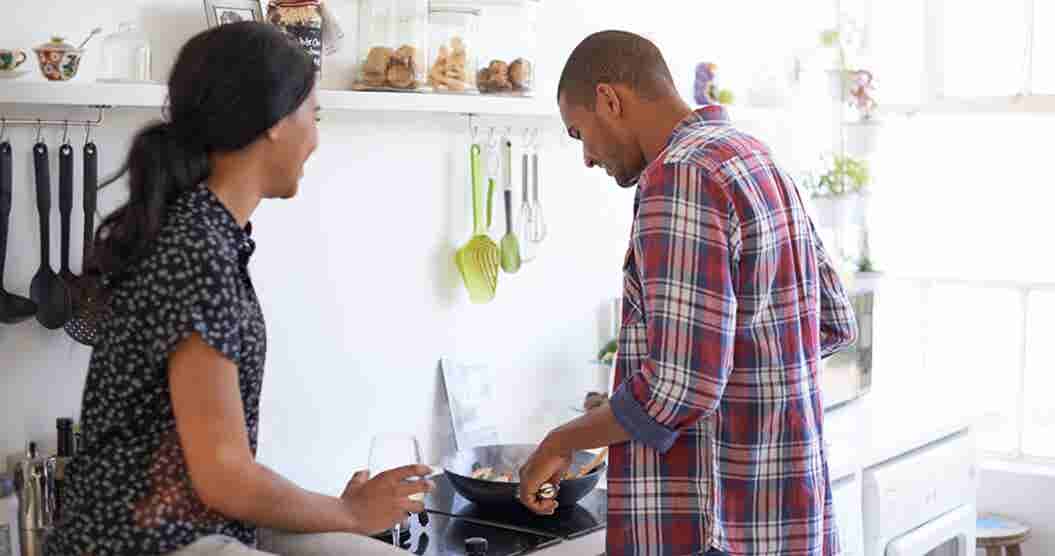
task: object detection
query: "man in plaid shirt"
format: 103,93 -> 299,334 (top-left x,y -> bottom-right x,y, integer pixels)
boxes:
518,31 -> 859,556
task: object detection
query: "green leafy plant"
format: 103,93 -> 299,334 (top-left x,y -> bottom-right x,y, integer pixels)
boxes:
597,338 -> 618,364
803,154 -> 870,198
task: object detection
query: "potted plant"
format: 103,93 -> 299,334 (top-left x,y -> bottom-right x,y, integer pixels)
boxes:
819,28 -> 849,100
802,153 -> 870,230
819,16 -> 864,101
844,69 -> 881,156
694,62 -> 735,106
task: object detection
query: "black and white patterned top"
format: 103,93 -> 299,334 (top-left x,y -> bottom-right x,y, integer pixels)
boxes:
47,185 -> 267,556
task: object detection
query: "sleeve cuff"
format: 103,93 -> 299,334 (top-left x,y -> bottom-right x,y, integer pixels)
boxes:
610,382 -> 680,454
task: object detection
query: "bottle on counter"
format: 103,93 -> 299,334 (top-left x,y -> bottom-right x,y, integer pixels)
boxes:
54,418 -> 74,522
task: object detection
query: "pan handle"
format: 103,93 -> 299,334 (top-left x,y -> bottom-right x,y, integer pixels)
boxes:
514,482 -> 559,501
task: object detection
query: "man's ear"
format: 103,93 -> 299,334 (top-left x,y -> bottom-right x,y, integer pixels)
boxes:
596,83 -> 623,119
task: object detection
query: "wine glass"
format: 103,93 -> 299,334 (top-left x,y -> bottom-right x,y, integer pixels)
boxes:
369,433 -> 424,546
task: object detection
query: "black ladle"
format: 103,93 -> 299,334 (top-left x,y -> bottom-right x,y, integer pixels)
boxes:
29,141 -> 72,329
0,140 -> 37,324
58,141 -> 77,302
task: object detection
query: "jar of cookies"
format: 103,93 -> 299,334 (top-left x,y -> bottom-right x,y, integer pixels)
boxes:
354,0 -> 428,91
475,0 -> 538,96
268,1 -> 325,75
427,6 -> 479,94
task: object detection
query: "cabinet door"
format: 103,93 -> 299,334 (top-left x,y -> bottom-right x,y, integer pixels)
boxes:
832,475 -> 863,556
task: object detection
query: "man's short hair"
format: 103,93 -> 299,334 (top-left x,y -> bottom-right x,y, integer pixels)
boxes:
557,30 -> 677,110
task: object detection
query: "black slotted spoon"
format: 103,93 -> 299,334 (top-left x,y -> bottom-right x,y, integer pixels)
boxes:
30,141 -> 72,329
65,138 -> 103,346
0,139 -> 37,324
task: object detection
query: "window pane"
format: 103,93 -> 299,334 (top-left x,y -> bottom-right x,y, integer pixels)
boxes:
1023,291 -> 1055,458
926,285 -> 1021,454
942,0 -> 1029,97
867,0 -> 926,104
868,113 -> 1055,283
1032,0 -> 1055,94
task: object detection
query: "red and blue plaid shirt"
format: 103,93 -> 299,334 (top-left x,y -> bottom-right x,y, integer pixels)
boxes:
607,106 -> 858,556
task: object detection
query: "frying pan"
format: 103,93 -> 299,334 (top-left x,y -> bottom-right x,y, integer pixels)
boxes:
442,444 -> 605,509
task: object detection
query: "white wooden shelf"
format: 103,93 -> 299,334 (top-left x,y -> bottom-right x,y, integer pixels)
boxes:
0,81 -> 558,118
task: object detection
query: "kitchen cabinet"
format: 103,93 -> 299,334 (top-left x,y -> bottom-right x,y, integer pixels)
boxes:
833,474 -> 864,556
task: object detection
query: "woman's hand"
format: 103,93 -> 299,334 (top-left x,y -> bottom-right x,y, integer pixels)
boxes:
340,465 -> 434,535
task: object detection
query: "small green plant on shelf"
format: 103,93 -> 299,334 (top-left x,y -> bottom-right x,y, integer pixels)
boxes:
597,338 -> 618,365
802,154 -> 870,198
820,28 -> 847,71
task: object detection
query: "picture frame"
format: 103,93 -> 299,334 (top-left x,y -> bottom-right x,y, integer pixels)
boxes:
203,0 -> 264,28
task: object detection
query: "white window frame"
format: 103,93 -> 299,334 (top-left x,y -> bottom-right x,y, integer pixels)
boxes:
872,0 -> 1055,115
896,276 -> 1055,466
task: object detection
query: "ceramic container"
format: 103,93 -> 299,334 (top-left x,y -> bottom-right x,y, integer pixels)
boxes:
33,37 -> 84,81
0,49 -> 28,71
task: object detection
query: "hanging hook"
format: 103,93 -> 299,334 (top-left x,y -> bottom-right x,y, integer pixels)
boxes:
36,119 -> 43,143
84,120 -> 92,145
62,120 -> 70,145
0,118 -> 6,143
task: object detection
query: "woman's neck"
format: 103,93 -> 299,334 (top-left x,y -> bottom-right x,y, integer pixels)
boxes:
208,156 -> 264,228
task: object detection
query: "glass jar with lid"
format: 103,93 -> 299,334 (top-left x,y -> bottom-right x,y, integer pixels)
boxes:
354,0 -> 428,91
475,0 -> 538,96
427,6 -> 479,94
98,22 -> 152,83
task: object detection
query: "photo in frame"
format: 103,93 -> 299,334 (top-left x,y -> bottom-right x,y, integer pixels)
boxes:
203,0 -> 264,28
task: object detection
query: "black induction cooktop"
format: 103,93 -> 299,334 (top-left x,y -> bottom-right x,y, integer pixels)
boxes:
378,474 -> 607,555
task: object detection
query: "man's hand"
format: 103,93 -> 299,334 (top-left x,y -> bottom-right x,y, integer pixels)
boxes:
517,440 -> 573,515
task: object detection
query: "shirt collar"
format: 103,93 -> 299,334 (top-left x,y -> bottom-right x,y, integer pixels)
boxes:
630,105 -> 730,190
186,184 -> 256,264
666,104 -> 730,148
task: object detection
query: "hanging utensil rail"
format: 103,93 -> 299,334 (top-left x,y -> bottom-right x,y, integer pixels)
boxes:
0,105 -> 110,130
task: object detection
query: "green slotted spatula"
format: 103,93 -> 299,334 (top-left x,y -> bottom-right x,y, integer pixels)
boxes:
455,144 -> 499,303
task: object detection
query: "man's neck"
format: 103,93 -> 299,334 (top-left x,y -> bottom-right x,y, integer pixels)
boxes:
638,97 -> 695,165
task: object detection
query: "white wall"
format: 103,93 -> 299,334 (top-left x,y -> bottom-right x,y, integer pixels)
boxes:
2,0 -> 826,495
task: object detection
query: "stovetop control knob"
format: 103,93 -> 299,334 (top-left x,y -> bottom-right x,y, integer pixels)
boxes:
465,536 -> 488,555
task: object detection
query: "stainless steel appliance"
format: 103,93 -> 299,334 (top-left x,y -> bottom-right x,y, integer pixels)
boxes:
821,284 -> 875,408
12,443 -> 55,556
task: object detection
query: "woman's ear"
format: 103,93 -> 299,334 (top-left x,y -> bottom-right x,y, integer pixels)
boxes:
265,118 -> 287,142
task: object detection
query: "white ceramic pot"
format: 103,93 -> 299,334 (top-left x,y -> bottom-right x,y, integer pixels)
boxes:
844,120 -> 882,157
810,193 -> 869,230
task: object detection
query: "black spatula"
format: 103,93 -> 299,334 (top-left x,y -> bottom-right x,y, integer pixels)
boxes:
0,140 -> 37,324
29,141 -> 72,329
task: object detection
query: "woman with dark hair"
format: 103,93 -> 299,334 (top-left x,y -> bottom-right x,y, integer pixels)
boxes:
45,22 -> 426,556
